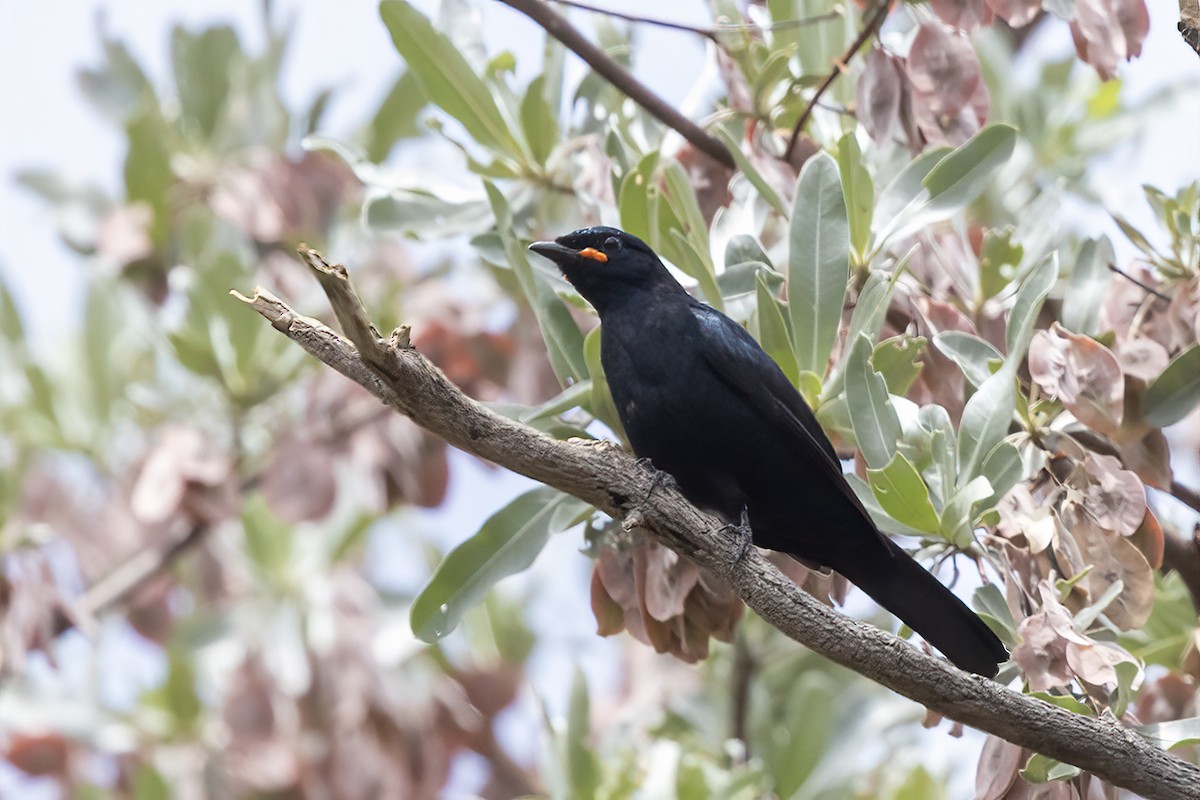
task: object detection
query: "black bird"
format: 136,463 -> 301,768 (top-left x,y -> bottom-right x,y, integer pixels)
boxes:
530,226 -> 1007,677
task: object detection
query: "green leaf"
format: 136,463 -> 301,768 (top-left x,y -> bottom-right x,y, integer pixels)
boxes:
410,487 -> 591,642
715,127 -> 789,218
871,336 -> 926,396
1142,344 -> 1200,428
583,327 -> 625,439
875,147 -> 951,231
933,331 -> 1002,388
789,151 -> 850,377
171,25 -> 240,140
1006,253 -> 1059,360
1020,753 -> 1081,783
867,452 -> 941,533
923,124 -> 1017,212
124,111 -> 173,245
1062,236 -> 1113,335
520,75 -> 558,165
718,260 -> 780,299
891,766 -> 945,800
486,182 -> 586,383
661,162 -> 722,309
132,766 -> 170,800
618,152 -> 660,244
365,70 -> 429,162
753,273 -> 798,385
940,475 -> 993,546
725,234 -> 771,269
957,367 -> 1015,485
845,334 -> 899,469
243,494 -> 293,576
979,226 -> 1023,301
979,439 -> 1022,507
0,277 -> 23,343
822,268 -> 901,402
1027,691 -> 1094,716
973,583 -> 1017,643
567,667 -> 600,800
380,0 -> 521,158
837,132 -> 873,258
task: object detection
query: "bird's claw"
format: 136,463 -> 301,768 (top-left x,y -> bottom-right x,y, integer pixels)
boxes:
637,459 -> 676,504
721,507 -> 754,565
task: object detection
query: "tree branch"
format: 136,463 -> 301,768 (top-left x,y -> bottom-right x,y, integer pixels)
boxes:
231,247 -> 1200,800
494,0 -> 737,170
785,0 -> 889,162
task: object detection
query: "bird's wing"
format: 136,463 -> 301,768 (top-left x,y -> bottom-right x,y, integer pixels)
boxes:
689,302 -> 879,526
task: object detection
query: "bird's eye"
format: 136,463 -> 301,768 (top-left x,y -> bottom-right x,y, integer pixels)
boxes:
603,236 -> 621,253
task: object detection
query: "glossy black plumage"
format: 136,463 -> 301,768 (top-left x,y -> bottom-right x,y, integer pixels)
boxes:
529,227 -> 1008,677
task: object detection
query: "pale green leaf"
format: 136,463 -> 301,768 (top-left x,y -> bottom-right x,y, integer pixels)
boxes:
380,0 -> 521,157
837,132 -> 873,258
867,452 -> 941,533
845,333 -> 899,469
933,331 -> 1002,388
715,127 -> 789,217
410,486 -> 591,642
789,152 -> 849,377
923,124 -> 1017,212
1142,344 -> 1200,428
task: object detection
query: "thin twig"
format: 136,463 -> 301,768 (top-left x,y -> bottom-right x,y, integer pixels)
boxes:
1108,262 -> 1171,302
730,631 -> 755,759
1170,480 -> 1200,514
549,0 -> 721,40
495,0 -> 736,169
233,247 -> 1200,800
547,0 -> 843,41
785,0 -> 889,161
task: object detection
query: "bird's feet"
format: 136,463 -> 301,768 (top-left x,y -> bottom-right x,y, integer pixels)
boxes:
637,458 -> 676,504
720,507 -> 754,565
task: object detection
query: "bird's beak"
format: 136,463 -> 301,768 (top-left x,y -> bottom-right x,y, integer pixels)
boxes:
528,241 -> 576,264
529,241 -> 609,265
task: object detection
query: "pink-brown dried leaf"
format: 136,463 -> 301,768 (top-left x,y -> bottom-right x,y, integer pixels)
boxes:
1079,453 -> 1146,537
857,47 -> 904,144
930,0 -> 995,30
907,22 -> 987,147
640,540 -> 701,622
262,434 -> 339,523
1028,324 -> 1124,435
1070,0 -> 1150,79
1060,501 -> 1154,630
130,426 -> 238,527
976,735 -> 1024,800
986,0 -> 1043,26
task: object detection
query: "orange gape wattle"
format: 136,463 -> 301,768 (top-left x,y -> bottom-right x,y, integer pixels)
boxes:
578,247 -> 608,263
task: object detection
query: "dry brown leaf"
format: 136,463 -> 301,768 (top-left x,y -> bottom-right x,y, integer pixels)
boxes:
1028,323 -> 1124,435
929,0 -> 995,30
976,735 -> 1024,800
1079,453 -> 1146,537
262,434 -> 338,523
1069,0 -> 1150,79
985,0 -> 1042,26
857,47 -> 904,144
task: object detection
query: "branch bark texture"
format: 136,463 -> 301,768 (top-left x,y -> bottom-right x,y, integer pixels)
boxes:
232,248 -> 1200,800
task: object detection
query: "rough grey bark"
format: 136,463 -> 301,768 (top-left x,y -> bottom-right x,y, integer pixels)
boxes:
232,248 -> 1200,800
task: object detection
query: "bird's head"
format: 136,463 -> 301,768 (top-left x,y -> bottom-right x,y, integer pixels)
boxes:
528,226 -> 681,315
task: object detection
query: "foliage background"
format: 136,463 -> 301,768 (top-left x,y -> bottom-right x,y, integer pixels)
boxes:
1,0 -> 1199,798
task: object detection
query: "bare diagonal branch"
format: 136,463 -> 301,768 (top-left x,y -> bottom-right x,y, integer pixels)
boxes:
233,250 -> 1200,800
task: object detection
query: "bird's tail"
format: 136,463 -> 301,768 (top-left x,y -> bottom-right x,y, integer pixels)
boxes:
837,538 -> 1008,677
